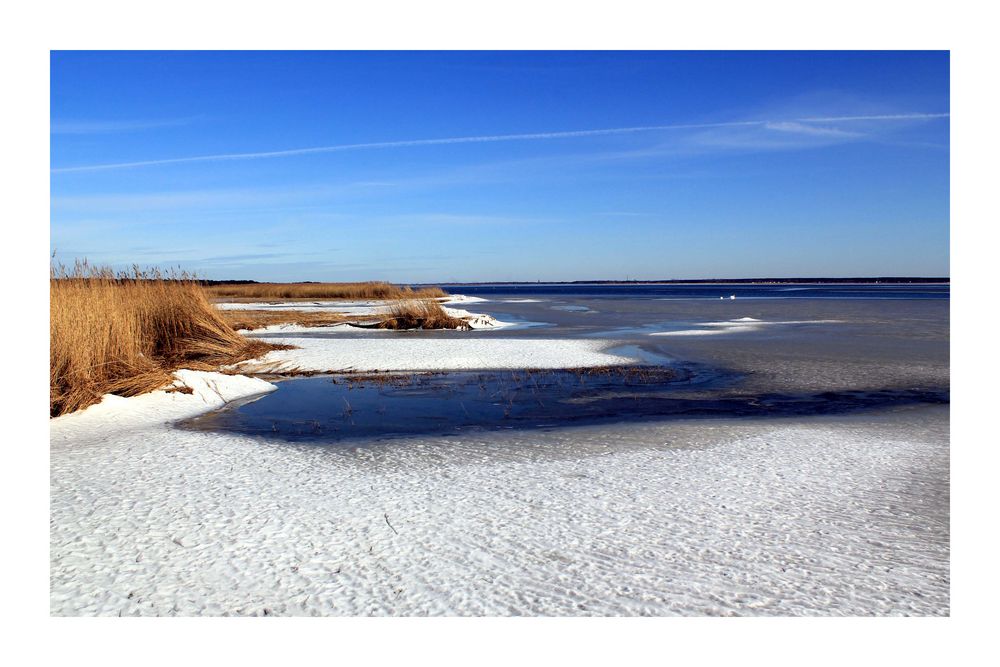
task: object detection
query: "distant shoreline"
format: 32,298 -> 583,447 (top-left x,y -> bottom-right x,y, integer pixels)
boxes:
431,278 -> 950,286
199,277 -> 950,287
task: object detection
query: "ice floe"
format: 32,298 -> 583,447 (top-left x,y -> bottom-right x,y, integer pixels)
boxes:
439,294 -> 489,305
651,318 -> 842,337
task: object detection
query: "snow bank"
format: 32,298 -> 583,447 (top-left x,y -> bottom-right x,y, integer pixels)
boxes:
440,305 -> 513,329
50,370 -> 276,446
231,337 -> 636,373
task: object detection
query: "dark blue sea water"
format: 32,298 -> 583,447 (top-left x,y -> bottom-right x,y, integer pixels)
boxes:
185,369 -> 946,443
438,283 -> 949,300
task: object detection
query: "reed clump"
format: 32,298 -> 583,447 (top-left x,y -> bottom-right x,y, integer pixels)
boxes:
376,299 -> 470,330
204,281 -> 447,301
50,262 -> 282,417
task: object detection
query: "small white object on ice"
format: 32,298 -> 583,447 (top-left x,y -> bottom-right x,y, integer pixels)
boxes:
730,295 -> 736,300
440,305 -> 514,329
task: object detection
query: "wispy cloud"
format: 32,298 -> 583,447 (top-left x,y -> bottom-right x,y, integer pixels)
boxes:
51,113 -> 948,173
595,211 -> 653,217
376,212 -> 558,228
51,116 -> 201,135
51,181 -> 393,213
762,121 -> 863,138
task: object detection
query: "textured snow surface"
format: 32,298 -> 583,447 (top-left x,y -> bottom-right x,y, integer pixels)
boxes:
232,337 -> 634,372
50,370 -> 276,445
51,404 -> 949,616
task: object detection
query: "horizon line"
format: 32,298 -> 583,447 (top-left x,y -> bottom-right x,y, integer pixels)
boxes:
192,277 -> 950,285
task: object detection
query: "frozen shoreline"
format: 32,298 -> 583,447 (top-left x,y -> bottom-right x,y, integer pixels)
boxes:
219,294 -> 639,372
220,294 -> 517,331
51,383 -> 949,615
50,370 -> 277,447
50,293 -> 949,616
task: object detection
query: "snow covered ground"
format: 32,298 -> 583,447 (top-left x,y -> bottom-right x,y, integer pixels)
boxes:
50,374 -> 949,616
49,370 -> 276,446
231,337 -> 635,373
439,305 -> 513,329
218,293 -> 636,372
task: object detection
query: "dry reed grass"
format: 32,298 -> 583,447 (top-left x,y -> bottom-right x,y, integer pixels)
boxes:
219,309 -> 369,331
50,262 -> 284,417
223,302 -> 468,332
374,299 -> 469,330
204,281 -> 447,301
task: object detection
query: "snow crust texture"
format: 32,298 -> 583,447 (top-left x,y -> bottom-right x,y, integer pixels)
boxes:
51,400 -> 949,616
233,338 -> 634,373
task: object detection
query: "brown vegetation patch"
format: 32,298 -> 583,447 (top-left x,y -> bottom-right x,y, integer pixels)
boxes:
50,262 -> 284,417
553,366 -> 677,381
337,372 -> 443,388
205,281 -> 447,301
219,309 -> 377,331
366,299 -> 469,330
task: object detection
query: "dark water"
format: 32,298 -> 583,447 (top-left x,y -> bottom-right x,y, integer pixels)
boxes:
187,283 -> 950,444
185,368 -> 947,443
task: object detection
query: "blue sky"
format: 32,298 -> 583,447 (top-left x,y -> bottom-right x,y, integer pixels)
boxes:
50,51 -> 950,282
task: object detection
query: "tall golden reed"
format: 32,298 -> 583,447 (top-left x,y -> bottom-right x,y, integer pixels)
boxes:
50,262 -> 278,417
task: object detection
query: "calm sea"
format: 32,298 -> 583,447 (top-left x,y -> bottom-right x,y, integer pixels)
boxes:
438,283 -> 949,300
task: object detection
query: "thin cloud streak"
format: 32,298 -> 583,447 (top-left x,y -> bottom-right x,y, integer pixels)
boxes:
762,121 -> 863,138
51,116 -> 201,134
51,113 -> 949,173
